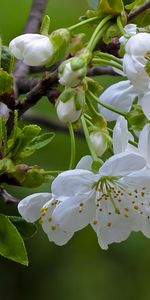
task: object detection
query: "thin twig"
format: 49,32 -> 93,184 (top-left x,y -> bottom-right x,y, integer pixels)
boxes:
23,111 -> 84,137
0,188 -> 19,204
128,0 -> 150,21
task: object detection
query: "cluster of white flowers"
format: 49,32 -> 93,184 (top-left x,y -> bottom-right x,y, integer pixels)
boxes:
11,24 -> 150,249
100,32 -> 150,120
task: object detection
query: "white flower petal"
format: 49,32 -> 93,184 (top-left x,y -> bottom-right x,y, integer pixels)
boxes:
76,155 -> 93,171
9,34 -> 54,66
52,169 -> 96,198
56,98 -> 81,123
125,33 -> 150,56
124,168 -> 150,188
53,192 -> 95,232
41,199 -> 74,245
113,116 -> 129,154
18,193 -> 52,222
99,80 -> 137,121
138,124 -> 150,166
100,152 -> 146,176
141,91 -> 150,120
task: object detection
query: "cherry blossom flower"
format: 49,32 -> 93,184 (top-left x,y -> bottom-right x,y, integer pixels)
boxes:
51,152 -> 147,249
123,33 -> 150,93
9,34 -> 54,66
18,193 -> 74,245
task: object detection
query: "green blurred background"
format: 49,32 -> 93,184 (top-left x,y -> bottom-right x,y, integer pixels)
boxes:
0,1 -> 150,299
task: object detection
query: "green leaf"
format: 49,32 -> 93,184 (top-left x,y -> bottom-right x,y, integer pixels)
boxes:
98,0 -> 124,15
0,158 -> 15,175
1,46 -> 14,73
0,68 -> 13,95
0,214 -> 28,265
0,116 -> 8,154
9,216 -> 37,240
20,132 -> 55,158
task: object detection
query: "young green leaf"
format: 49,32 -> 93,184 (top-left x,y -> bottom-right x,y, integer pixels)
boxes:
0,214 -> 28,265
20,132 -> 55,159
98,0 -> 124,16
0,68 -> 13,95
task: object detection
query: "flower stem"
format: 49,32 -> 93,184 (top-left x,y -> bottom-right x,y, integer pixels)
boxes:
68,16 -> 100,31
96,52 -> 122,65
68,122 -> 76,169
81,114 -> 98,161
117,16 -> 129,37
92,58 -> 123,71
87,90 -> 127,117
87,16 -> 113,52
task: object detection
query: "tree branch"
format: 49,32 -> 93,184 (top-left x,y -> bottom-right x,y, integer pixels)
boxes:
0,188 -> 19,204
128,0 -> 150,21
23,111 -> 84,137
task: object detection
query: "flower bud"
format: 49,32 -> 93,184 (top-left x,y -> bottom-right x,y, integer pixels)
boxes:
90,130 -> 108,156
58,56 -> 88,87
9,34 -> 54,66
9,29 -> 70,67
56,88 -> 85,123
0,103 -> 9,119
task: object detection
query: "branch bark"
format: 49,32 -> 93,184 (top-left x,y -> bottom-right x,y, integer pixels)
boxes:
128,0 -> 150,21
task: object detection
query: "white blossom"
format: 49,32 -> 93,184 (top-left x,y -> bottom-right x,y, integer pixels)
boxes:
119,24 -> 137,44
0,103 -> 9,118
98,80 -> 137,121
58,57 -> 87,87
56,97 -> 82,123
9,34 -> 54,66
90,131 -> 108,156
51,151 -> 147,249
18,193 -> 74,245
123,33 -> 150,93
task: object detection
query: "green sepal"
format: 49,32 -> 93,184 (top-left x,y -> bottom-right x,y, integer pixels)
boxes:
103,23 -> 121,44
20,167 -> 51,188
1,46 -> 14,73
0,68 -> 13,95
57,88 -> 75,103
126,104 -> 148,132
98,0 -> 124,16
85,77 -> 103,96
0,214 -> 28,266
46,28 -> 70,66
74,89 -> 85,110
69,33 -> 85,55
40,15 -> 50,36
71,57 -> 85,71
91,159 -> 103,173
8,216 -> 37,240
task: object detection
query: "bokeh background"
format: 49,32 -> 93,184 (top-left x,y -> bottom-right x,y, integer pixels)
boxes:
0,1 -> 150,299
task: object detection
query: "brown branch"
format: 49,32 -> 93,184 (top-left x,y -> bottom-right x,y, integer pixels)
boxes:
16,66 -> 118,94
0,188 -> 19,204
128,0 -> 150,21
87,66 -> 118,77
17,72 -> 58,117
23,112 -> 84,138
